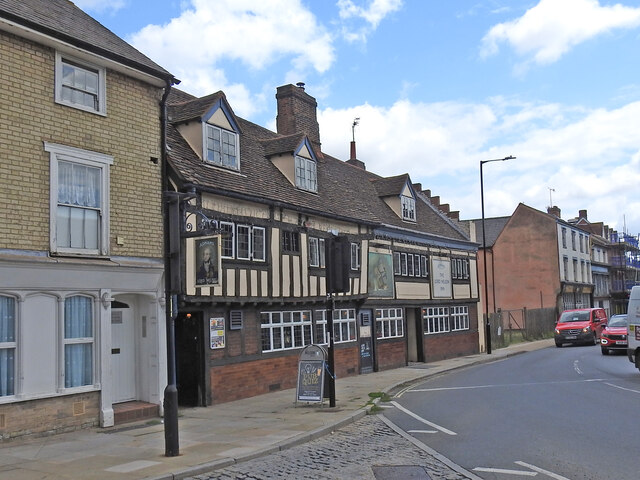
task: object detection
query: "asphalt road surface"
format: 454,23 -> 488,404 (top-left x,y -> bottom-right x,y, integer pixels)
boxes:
382,343 -> 640,480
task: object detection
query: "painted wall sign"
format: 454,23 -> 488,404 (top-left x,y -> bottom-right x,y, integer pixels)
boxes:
367,252 -> 394,298
432,258 -> 452,298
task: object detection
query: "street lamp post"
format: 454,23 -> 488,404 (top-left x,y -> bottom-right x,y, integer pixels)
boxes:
480,155 -> 515,354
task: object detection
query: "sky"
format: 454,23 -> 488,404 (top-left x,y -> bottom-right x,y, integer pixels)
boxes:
78,0 -> 640,237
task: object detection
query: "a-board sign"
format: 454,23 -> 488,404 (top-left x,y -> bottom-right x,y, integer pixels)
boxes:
296,344 -> 327,403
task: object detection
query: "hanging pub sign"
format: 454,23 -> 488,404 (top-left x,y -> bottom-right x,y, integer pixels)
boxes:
296,344 -> 327,403
194,235 -> 221,287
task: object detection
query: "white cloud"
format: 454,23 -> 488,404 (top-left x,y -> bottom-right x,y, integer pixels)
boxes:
337,0 -> 403,42
129,0 -> 334,114
481,0 -> 640,68
318,97 -> 640,234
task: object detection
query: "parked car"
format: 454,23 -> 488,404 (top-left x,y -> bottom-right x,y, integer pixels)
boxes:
600,314 -> 628,355
554,308 -> 608,347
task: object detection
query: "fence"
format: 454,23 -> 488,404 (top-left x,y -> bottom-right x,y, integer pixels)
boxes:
488,307 -> 557,349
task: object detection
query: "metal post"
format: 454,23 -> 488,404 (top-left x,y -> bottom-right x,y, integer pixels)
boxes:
326,294 -> 336,407
480,156 -> 515,355
160,82 -> 179,456
163,295 -> 179,456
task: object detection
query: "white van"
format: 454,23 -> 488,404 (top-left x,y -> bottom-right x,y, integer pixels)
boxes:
626,286 -> 640,370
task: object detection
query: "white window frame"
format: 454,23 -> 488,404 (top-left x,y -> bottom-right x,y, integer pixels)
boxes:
376,308 -> 404,339
401,253 -> 408,276
204,123 -> 239,170
393,252 -> 401,275
294,155 -> 317,192
421,255 -> 429,278
46,142 -> 112,256
351,242 -> 360,270
309,237 -> 326,268
0,295 -> 16,398
407,254 -> 414,276
63,295 -> 95,389
401,195 -> 416,221
236,225 -> 265,262
423,306 -> 450,334
315,309 -> 356,344
220,221 -> 235,258
451,306 -> 470,331
55,52 -> 106,115
260,311 -> 313,352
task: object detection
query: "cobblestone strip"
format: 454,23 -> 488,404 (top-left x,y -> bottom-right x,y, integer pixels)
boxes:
188,414 -> 471,480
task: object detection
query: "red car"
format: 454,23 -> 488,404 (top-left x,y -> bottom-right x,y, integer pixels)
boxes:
600,314 -> 628,355
555,308 -> 608,347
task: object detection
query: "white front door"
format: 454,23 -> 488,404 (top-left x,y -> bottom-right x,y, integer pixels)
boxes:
111,307 -> 136,403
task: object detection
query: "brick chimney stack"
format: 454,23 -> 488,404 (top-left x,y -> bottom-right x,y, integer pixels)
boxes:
579,209 -> 588,220
276,83 -> 321,153
547,205 -> 561,218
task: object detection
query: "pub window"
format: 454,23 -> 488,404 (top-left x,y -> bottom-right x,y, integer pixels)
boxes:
351,242 -> 360,270
393,252 -> 401,275
282,231 -> 300,254
407,254 -> 414,276
376,308 -> 404,339
309,237 -> 325,268
260,310 -> 313,352
220,221 -> 235,258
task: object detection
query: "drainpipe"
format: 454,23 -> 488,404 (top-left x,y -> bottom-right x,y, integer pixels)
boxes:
160,78 -> 179,457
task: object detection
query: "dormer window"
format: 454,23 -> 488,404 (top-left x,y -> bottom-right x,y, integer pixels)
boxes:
205,124 -> 238,170
295,155 -> 317,192
401,195 -> 415,222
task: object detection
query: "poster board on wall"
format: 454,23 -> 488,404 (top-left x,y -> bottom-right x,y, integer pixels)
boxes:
209,317 -> 225,349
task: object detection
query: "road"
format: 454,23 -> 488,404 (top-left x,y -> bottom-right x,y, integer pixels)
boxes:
188,414 -> 470,479
382,343 -> 640,480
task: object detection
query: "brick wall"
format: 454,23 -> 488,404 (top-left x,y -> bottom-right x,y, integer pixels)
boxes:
493,206 -> 561,311
209,344 -> 359,404
0,31 -> 163,258
424,330 -> 479,361
375,339 -> 407,371
0,392 -> 100,440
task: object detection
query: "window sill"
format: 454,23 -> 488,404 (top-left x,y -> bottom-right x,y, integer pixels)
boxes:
0,384 -> 100,404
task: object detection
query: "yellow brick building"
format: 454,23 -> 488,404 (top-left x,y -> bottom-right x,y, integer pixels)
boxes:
0,1 -> 176,439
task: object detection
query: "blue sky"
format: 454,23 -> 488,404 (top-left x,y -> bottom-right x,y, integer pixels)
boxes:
79,0 -> 640,236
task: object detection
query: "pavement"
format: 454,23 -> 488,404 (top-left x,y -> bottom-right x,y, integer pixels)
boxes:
0,339 -> 554,480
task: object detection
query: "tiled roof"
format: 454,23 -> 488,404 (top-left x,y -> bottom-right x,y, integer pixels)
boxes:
168,92 -> 226,124
166,92 -> 469,243
371,174 -> 410,197
0,0 -> 173,80
260,134 -> 307,157
469,217 -> 510,247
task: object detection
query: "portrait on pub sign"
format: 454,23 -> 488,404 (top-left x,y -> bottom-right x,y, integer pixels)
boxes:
195,236 -> 221,287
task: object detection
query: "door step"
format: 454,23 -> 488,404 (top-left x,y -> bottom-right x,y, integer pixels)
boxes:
113,401 -> 159,425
